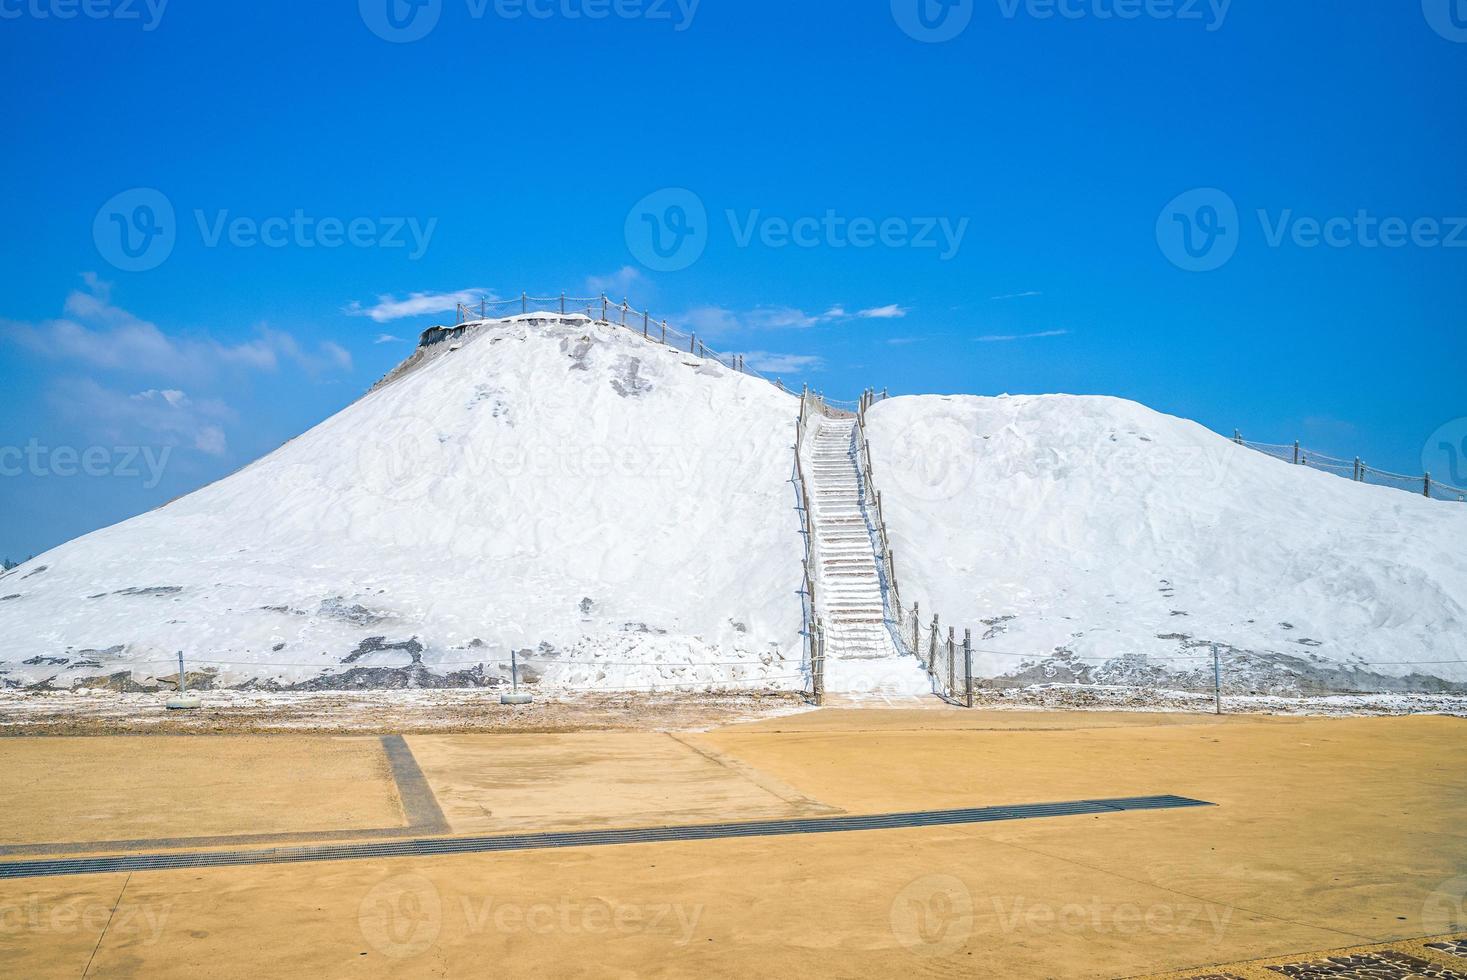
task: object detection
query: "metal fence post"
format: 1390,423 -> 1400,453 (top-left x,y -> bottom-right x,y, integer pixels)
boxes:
929,614 -> 939,679
601,295 -> 608,321
560,292 -> 566,315
911,602 -> 920,659
1294,441 -> 1300,465
622,300 -> 629,327
1212,644 -> 1222,715
814,620 -> 825,707
1425,472 -> 1432,498
661,320 -> 667,344
964,628 -> 974,708
690,333 -> 696,354
643,310 -> 649,338
947,627 -> 956,698
1233,429 -> 1242,445
521,291 -> 527,315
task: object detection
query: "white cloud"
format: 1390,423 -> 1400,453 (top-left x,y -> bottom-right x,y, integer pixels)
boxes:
374,333 -> 406,344
2,276 -> 352,379
858,304 -> 907,319
584,267 -> 644,296
739,351 -> 825,374
886,337 -> 920,346
345,288 -> 495,323
990,290 -> 1043,301
52,380 -> 237,456
681,304 -> 846,338
976,329 -> 1070,343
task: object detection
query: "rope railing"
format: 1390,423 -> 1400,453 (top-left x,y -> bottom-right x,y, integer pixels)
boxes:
794,389 -> 821,703
1233,431 -> 1467,502
451,291 -> 795,389
848,387 -> 978,705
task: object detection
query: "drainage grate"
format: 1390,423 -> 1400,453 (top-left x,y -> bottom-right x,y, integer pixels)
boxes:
0,795 -> 1212,881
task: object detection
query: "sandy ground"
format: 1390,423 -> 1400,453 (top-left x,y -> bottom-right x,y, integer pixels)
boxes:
2,685 -> 1463,738
0,708 -> 1464,978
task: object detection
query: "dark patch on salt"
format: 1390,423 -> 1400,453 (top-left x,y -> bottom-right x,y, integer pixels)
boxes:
610,357 -> 653,397
318,597 -> 388,626
341,636 -> 424,664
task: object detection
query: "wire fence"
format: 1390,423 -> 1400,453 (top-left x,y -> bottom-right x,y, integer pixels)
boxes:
447,292 -> 798,390
1235,433 -> 1467,502
81,652 -> 807,696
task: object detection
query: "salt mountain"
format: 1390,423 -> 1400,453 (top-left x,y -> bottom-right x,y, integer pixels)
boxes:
1,313 -> 1463,696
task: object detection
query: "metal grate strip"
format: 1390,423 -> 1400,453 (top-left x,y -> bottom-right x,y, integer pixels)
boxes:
0,795 -> 1212,881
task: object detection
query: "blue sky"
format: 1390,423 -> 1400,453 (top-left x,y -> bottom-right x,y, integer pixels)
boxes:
2,0 -> 1465,559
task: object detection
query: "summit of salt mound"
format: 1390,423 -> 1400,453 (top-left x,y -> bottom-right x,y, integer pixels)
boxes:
867,393 -> 1467,691
0,315 -> 806,692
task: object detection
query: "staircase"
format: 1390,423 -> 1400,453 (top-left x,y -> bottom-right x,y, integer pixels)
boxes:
803,413 -> 930,696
